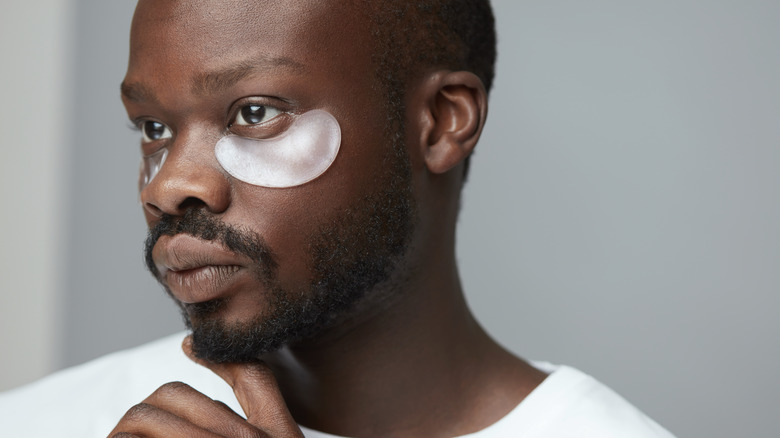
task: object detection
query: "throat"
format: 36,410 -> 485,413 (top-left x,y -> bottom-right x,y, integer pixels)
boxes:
261,296 -> 546,437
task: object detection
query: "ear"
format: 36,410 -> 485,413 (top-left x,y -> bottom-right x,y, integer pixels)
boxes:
416,71 -> 488,175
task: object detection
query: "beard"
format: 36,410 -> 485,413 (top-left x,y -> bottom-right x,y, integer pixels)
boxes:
144,137 -> 416,363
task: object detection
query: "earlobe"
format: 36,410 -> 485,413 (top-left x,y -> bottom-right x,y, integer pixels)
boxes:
420,71 -> 488,175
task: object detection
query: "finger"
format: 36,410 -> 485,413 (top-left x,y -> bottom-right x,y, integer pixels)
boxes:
183,337 -> 303,438
142,381 -> 265,437
108,401 -> 224,438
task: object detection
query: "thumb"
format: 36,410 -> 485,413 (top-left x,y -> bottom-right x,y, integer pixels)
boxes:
183,336 -> 303,437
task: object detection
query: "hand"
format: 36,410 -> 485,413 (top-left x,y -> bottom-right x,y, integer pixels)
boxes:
108,337 -> 303,438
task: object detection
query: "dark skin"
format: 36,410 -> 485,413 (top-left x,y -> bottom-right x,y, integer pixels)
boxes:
113,0 -> 546,437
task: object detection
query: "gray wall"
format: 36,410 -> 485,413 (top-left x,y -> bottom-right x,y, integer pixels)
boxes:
3,1 -> 779,437
0,0 -> 71,391
460,2 -> 780,437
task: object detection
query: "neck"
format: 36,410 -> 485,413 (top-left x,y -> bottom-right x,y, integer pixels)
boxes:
262,255 -> 546,437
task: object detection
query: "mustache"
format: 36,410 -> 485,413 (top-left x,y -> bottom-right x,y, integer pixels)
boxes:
143,208 -> 278,282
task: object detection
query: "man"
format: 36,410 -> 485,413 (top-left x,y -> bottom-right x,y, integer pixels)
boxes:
0,1 -> 674,436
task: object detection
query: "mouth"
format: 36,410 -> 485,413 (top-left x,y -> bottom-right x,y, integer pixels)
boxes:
153,234 -> 252,304
165,264 -> 243,303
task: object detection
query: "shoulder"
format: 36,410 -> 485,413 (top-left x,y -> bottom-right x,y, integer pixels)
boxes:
461,362 -> 676,438
0,332 -> 239,438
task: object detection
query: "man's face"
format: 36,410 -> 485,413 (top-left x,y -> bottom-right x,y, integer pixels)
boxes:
122,0 -> 416,361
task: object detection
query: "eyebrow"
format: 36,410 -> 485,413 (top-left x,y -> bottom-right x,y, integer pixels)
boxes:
120,56 -> 306,103
192,56 -> 306,95
120,81 -> 156,104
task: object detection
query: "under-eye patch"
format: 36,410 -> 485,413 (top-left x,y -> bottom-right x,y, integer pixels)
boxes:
215,109 -> 341,188
140,147 -> 168,190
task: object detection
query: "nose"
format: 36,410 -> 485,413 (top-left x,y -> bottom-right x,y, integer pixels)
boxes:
140,134 -> 231,218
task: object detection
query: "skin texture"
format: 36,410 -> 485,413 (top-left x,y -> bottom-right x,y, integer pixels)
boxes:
114,0 -> 547,436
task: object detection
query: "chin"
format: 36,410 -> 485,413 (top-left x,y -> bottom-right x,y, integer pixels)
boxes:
182,292 -> 328,363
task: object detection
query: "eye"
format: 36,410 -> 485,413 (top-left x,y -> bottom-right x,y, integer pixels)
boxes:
140,120 -> 172,143
232,104 -> 282,126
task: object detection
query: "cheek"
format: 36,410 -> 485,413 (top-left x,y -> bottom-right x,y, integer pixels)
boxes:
225,188 -> 332,280
221,104 -> 396,279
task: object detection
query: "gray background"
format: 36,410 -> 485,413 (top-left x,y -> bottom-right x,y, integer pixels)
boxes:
4,1 -> 780,437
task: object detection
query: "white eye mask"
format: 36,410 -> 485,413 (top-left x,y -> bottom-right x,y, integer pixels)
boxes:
140,109 -> 341,190
215,109 -> 341,188
141,147 -> 168,190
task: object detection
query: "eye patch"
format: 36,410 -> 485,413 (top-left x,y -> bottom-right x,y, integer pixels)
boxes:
215,109 -> 341,188
140,147 -> 168,190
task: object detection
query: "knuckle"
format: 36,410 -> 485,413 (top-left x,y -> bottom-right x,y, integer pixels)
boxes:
111,433 -> 141,438
152,380 -> 192,398
122,402 -> 156,422
159,380 -> 192,393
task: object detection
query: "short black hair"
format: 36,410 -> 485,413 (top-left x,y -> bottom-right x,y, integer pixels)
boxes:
367,0 -> 497,181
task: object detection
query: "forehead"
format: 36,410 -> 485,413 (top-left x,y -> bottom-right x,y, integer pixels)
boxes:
126,0 -> 373,96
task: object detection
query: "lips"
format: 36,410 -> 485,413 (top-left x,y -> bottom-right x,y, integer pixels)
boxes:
153,234 -> 250,304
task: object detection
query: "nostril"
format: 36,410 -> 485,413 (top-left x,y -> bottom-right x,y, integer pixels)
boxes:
178,197 -> 208,212
144,202 -> 164,218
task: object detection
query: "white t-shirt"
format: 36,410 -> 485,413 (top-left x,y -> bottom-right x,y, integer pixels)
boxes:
0,332 -> 674,437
